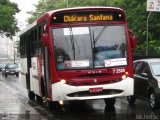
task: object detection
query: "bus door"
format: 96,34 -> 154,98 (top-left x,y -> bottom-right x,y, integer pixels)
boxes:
42,24 -> 51,98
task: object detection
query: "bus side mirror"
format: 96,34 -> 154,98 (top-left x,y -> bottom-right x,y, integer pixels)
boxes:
42,33 -> 49,46
132,35 -> 137,48
129,30 -> 137,48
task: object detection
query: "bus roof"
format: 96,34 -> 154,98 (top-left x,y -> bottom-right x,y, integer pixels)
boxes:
39,6 -> 124,20
44,6 -> 123,15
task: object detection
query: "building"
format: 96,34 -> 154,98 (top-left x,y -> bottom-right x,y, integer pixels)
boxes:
0,36 -> 17,63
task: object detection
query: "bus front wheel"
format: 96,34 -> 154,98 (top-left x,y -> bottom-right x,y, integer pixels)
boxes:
104,98 -> 116,108
28,91 -> 35,101
127,95 -> 136,106
47,101 -> 60,110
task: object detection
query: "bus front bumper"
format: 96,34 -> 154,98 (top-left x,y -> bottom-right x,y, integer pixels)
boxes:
51,77 -> 134,101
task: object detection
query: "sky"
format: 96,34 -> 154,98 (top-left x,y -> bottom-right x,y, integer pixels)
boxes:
10,0 -> 39,30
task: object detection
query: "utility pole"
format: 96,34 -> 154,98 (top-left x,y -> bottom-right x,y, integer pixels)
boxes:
64,0 -> 69,8
67,0 -> 69,8
146,0 -> 160,56
146,12 -> 152,56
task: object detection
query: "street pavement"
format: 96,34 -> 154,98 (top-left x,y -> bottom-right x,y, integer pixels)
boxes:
0,75 -> 160,120
0,78 -> 46,120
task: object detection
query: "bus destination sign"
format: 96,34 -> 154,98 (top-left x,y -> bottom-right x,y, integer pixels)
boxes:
51,11 -> 125,24
63,14 -> 113,23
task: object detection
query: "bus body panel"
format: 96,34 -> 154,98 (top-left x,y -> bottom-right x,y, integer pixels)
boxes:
20,58 -> 27,89
31,57 -> 42,96
29,68 -> 34,91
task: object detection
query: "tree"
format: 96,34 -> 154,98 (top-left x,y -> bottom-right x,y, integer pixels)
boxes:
0,0 -> 20,38
110,0 -> 160,56
27,0 -> 109,24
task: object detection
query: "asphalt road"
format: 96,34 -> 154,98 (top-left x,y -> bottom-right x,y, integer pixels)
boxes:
0,74 -> 160,120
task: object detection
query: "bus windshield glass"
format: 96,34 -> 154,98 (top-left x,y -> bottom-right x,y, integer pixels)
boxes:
52,25 -> 127,70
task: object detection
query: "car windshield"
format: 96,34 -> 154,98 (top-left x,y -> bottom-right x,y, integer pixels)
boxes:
6,64 -> 18,69
150,62 -> 160,76
52,24 -> 128,70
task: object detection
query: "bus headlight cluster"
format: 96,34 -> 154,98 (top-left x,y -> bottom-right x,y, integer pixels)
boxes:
122,75 -> 127,80
59,100 -> 64,105
121,72 -> 129,80
60,79 -> 66,84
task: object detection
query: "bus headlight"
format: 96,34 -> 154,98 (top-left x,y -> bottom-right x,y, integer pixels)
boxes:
125,71 -> 129,75
59,100 -> 64,105
121,71 -> 128,80
60,79 -> 66,84
122,75 -> 127,80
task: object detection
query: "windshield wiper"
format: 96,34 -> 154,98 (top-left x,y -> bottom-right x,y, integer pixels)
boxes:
89,27 -> 95,68
94,25 -> 108,43
68,24 -> 76,60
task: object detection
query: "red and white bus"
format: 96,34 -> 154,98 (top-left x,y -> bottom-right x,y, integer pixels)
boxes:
19,7 -> 136,108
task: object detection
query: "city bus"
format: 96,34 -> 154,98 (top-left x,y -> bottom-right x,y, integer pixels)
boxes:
19,7 -> 136,108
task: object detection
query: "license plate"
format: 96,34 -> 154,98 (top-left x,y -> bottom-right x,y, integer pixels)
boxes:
89,87 -> 103,93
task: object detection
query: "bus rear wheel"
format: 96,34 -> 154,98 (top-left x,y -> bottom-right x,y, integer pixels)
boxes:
36,95 -> 44,106
104,98 -> 116,108
28,91 -> 35,101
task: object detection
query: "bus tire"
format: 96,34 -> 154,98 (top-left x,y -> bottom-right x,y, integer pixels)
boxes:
47,101 -> 59,110
127,95 -> 136,106
104,98 -> 116,108
36,95 -> 43,106
28,91 -> 35,101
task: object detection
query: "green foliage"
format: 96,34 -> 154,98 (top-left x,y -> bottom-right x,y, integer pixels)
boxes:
106,0 -> 160,56
27,0 -> 109,23
0,0 -> 20,38
27,0 -> 160,56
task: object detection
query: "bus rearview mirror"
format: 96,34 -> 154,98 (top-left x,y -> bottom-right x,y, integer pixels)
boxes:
129,30 -> 137,49
132,35 -> 137,48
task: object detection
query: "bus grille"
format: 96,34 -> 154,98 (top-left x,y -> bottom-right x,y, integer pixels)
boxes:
66,79 -> 122,86
67,89 -> 123,97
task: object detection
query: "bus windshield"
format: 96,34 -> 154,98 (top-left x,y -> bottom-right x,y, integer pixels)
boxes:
52,24 -> 127,70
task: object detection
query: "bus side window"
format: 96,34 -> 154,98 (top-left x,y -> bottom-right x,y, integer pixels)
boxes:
38,25 -> 43,55
34,29 -> 38,55
31,30 -> 34,56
